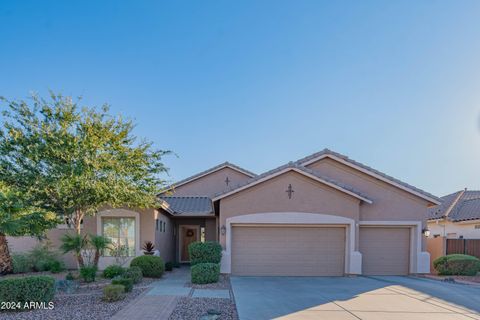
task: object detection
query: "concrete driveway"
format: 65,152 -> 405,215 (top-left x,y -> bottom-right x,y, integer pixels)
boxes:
231,276 -> 480,320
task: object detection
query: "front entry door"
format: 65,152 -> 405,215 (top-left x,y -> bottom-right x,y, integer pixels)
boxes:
180,226 -> 199,262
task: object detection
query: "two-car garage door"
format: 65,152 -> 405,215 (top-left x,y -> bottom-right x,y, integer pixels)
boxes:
231,225 -> 411,276
231,226 -> 346,276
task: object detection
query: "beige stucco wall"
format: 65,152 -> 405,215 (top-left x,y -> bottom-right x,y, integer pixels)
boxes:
219,171 -> 361,248
205,218 -> 217,241
428,219 -> 480,239
426,236 -> 445,273
172,167 -> 252,197
156,211 -> 175,263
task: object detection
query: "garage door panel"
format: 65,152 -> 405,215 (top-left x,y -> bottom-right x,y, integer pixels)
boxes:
231,226 -> 345,276
359,227 -> 410,276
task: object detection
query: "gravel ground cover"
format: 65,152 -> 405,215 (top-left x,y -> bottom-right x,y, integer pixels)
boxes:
0,287 -> 147,320
187,274 -> 231,290
169,297 -> 238,320
424,274 -> 480,284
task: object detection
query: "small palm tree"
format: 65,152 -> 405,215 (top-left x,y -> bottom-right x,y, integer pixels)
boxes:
60,233 -> 89,268
90,235 -> 110,267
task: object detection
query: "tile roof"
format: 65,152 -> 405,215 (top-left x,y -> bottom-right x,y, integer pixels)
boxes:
160,196 -> 214,216
212,161 -> 373,203
428,190 -> 480,222
296,148 -> 441,204
160,162 -> 256,194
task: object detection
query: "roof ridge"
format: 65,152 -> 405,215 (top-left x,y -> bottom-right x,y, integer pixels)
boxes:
295,148 -> 440,204
444,189 -> 466,218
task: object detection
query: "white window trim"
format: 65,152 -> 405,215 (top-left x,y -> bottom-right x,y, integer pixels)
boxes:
96,209 -> 141,258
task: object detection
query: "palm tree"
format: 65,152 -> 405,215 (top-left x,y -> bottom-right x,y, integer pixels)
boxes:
0,186 -> 58,274
60,233 -> 89,268
90,235 -> 110,268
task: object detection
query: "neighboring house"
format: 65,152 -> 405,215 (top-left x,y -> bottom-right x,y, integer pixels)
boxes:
8,149 -> 440,276
428,189 -> 480,239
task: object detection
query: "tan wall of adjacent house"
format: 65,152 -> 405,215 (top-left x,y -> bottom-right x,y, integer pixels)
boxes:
219,171 -> 361,248
426,236 -> 445,273
172,167 -> 252,197
428,219 -> 480,239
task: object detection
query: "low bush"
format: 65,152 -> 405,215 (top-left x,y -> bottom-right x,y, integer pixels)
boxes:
29,243 -> 63,272
173,261 -> 180,268
12,254 -> 33,273
65,272 -> 75,281
130,255 -> 164,278
165,262 -> 173,271
191,263 -> 220,284
79,265 -> 98,282
188,241 -> 222,266
102,284 -> 125,302
0,276 -> 55,309
123,266 -> 143,284
103,265 -> 125,279
112,277 -> 133,292
433,254 -> 480,276
48,260 -> 66,273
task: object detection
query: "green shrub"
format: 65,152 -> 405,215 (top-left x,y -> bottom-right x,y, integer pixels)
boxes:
103,265 -> 125,279
173,261 -> 180,268
112,277 -> 133,292
48,260 -> 66,273
65,272 -> 75,281
79,266 -> 98,282
188,241 -> 222,266
12,254 -> 33,273
433,254 -> 480,276
0,276 -> 55,309
191,263 -> 220,284
123,266 -> 143,284
165,262 -> 173,271
102,284 -> 125,302
130,255 -> 164,278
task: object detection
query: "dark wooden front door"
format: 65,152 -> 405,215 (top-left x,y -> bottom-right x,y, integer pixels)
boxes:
181,226 -> 198,262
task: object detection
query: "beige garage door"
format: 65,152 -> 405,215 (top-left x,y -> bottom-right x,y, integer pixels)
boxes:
359,227 -> 410,275
231,225 -> 345,276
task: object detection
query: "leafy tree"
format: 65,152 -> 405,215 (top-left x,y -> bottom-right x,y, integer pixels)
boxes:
0,92 -> 170,246
0,185 -> 59,274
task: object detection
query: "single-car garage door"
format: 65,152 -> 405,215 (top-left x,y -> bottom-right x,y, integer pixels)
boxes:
359,227 -> 410,275
231,225 -> 345,276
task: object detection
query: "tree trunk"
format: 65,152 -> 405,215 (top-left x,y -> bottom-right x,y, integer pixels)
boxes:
93,250 -> 100,268
73,210 -> 85,268
0,233 -> 13,274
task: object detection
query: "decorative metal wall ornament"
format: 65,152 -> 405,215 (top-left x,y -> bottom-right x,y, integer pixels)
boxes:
286,184 -> 295,199
225,176 -> 230,186
186,229 -> 194,237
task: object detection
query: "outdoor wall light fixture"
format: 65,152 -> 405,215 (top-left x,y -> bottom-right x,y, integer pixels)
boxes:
422,227 -> 431,237
220,225 -> 226,235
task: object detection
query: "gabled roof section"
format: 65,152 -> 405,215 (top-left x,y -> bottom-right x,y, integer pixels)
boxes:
429,190 -> 480,222
161,162 -> 256,194
212,162 -> 373,204
160,196 -> 214,216
296,148 -> 441,205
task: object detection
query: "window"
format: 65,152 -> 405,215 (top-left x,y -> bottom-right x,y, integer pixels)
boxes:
201,227 -> 205,242
163,221 -> 166,232
156,219 -> 159,231
102,217 -> 136,256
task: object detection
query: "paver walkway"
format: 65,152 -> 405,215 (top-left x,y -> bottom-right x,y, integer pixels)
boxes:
111,267 -> 232,320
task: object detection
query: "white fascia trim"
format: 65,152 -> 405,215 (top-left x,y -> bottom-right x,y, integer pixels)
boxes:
301,154 -> 441,205
213,167 -> 372,204
222,212 -> 362,275
173,165 -> 255,190
358,220 -> 429,274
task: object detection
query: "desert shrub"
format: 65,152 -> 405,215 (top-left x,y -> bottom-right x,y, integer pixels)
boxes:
433,254 -> 480,276
188,241 -> 222,266
48,260 -> 66,273
29,244 -> 63,272
165,262 -> 173,271
12,254 -> 33,273
191,263 -> 220,284
65,272 -> 75,281
123,266 -> 143,284
103,265 -> 125,279
130,255 -> 164,278
102,284 -> 125,302
79,265 -> 97,282
112,277 -> 133,292
55,279 -> 78,294
0,276 -> 55,309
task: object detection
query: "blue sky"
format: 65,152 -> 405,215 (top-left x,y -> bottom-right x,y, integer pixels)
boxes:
1,1 -> 480,196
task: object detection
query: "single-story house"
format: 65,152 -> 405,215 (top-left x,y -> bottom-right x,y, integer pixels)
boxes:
8,149 -> 440,275
428,189 -> 480,239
